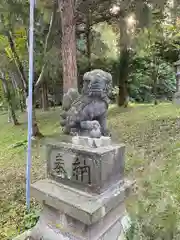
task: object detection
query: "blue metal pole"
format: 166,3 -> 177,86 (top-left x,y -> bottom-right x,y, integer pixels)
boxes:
26,0 -> 35,210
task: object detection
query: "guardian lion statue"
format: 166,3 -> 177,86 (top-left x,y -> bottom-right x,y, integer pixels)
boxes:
60,69 -> 113,138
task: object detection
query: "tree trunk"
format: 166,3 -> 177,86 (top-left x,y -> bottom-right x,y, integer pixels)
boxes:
32,93 -> 43,137
31,4 -> 56,137
19,90 -> 25,112
9,100 -> 19,125
6,31 -> 27,92
172,0 -> 178,26
153,75 -> 158,105
1,77 -> 19,125
58,0 -> 77,93
32,105 -> 43,138
10,73 -> 25,112
86,10 -> 92,71
11,71 -> 26,111
8,107 -> 12,123
118,13 -> 130,107
152,58 -> 159,105
42,81 -> 49,111
118,48 -> 130,107
26,94 -> 43,137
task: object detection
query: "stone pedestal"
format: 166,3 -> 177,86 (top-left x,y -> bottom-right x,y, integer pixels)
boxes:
173,91 -> 180,105
20,138 -> 132,240
46,141 -> 125,194
29,179 -> 131,240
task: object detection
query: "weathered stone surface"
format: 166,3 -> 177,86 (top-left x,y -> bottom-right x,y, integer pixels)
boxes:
62,88 -> 80,111
71,136 -> 111,148
13,230 -> 32,240
28,199 -> 127,240
173,91 -> 180,105
30,178 -> 132,225
45,142 -> 125,194
12,99 -> 133,240
60,69 -> 113,137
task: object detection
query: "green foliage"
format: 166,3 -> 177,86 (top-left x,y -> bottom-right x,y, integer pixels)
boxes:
92,23 -> 118,60
128,55 -> 176,102
78,49 -> 176,104
156,23 -> 180,63
125,17 -> 179,103
22,210 -> 39,230
135,20 -> 180,64
156,62 -> 176,98
0,0 -> 178,107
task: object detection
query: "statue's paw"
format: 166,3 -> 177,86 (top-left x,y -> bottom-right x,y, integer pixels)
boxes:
90,129 -> 101,138
70,128 -> 79,136
69,121 -> 76,128
60,111 -> 67,118
102,129 -> 111,137
63,127 -> 71,135
60,119 -> 66,126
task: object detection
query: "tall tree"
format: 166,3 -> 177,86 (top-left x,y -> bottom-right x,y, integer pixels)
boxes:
58,0 -> 78,93
118,11 -> 130,107
86,9 -> 92,71
41,81 -> 49,111
0,0 -> 57,137
0,72 -> 19,125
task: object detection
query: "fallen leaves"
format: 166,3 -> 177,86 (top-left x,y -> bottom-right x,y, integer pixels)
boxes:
1,104 -> 180,239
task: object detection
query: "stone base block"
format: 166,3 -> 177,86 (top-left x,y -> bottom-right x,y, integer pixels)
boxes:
30,179 -> 132,225
173,92 -> 180,105
25,179 -> 132,240
13,230 -> 31,240
29,202 -> 127,240
46,142 -> 125,194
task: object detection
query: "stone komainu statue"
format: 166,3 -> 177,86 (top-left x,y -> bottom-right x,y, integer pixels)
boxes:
60,69 -> 113,137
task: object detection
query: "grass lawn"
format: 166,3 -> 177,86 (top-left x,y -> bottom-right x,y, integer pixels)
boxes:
1,103 -> 180,239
